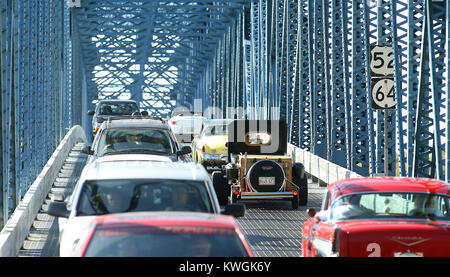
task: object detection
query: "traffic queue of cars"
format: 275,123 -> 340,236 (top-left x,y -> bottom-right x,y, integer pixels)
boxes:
46,109 -> 249,257
47,106 -> 450,257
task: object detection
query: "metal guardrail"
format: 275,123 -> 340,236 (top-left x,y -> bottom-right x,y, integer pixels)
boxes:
0,126 -> 86,257
287,144 -> 363,186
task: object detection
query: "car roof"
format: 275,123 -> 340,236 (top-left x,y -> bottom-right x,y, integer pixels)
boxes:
92,211 -> 238,230
102,118 -> 168,129
82,157 -> 208,181
97,99 -> 137,103
328,177 -> 450,196
203,119 -> 233,126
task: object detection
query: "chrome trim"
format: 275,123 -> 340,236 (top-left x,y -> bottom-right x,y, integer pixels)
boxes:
239,191 -> 294,200
312,237 -> 334,257
201,153 -> 228,160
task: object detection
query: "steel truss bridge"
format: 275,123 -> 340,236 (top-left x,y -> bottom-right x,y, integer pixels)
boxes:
0,0 -> 449,254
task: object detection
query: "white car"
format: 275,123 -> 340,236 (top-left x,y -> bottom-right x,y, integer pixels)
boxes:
168,114 -> 206,144
46,155 -> 245,257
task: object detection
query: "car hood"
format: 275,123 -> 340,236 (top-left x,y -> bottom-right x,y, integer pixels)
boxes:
203,136 -> 228,154
337,219 -> 450,257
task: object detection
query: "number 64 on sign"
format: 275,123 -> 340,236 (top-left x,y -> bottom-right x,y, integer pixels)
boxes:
371,78 -> 395,110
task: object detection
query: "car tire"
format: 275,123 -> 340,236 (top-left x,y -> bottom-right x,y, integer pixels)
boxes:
212,171 -> 229,206
292,163 -> 308,206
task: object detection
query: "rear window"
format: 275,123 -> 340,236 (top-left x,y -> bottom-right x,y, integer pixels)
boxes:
76,179 -> 215,215
99,102 -> 139,115
203,124 -> 228,136
97,127 -> 176,155
84,225 -> 249,257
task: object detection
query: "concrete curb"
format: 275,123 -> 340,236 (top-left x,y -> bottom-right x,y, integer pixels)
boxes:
0,126 -> 86,257
287,143 -> 363,186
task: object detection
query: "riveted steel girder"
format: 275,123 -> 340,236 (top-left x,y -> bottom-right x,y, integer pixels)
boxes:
0,0 -> 70,228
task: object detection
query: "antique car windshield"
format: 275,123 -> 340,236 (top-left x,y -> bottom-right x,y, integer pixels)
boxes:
245,132 -> 271,145
203,124 -> 228,136
97,128 -> 176,155
76,179 -> 214,216
330,192 -> 450,221
84,225 -> 249,257
99,102 -> 139,116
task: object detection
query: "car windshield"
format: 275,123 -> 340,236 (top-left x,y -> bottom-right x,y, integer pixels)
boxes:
203,124 -> 228,136
97,128 -> 176,155
83,225 -> 249,257
76,179 -> 214,216
330,192 -> 450,221
99,102 -> 139,116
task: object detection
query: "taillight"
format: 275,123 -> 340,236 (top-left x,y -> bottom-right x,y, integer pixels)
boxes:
202,146 -> 205,153
293,190 -> 298,196
233,189 -> 240,196
171,120 -> 176,125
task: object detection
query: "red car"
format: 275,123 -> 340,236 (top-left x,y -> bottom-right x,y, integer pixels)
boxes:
302,177 -> 450,257
70,211 -> 253,257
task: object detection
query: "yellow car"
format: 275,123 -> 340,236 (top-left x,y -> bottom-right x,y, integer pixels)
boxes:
192,119 -> 233,168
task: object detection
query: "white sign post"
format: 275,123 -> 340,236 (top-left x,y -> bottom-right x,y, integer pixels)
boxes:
369,45 -> 395,176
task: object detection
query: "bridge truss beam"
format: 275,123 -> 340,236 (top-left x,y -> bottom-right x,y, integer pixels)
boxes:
0,0 -> 73,228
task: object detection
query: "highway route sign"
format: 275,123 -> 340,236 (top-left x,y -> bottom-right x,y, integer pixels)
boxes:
371,78 -> 395,110
370,45 -> 394,77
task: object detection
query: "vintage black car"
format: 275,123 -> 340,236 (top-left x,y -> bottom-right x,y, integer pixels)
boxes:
211,120 -> 308,209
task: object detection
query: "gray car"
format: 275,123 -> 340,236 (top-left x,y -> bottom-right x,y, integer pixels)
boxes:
87,99 -> 148,135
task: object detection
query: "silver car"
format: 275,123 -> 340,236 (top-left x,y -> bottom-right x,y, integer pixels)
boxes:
82,118 -> 191,165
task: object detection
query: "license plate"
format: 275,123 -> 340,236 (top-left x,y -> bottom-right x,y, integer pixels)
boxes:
259,176 -> 275,186
394,252 -> 423,257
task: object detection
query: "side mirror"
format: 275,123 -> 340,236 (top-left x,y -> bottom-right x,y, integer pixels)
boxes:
87,110 -> 95,116
177,146 -> 191,156
47,201 -> 70,218
141,111 -> 149,116
223,203 -> 246,217
307,208 -> 316,218
81,145 -> 94,155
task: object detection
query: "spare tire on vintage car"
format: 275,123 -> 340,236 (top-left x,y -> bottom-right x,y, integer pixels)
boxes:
246,160 -> 285,192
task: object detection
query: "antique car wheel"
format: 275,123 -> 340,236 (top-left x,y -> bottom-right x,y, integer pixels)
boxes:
293,163 -> 308,206
212,171 -> 229,206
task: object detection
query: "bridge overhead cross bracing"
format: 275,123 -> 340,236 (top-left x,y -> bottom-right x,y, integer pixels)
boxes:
72,0 -> 248,120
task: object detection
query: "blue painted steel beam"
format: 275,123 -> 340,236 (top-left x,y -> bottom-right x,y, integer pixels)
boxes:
447,0 -> 450,183
328,0 -> 348,168
0,0 -> 70,228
